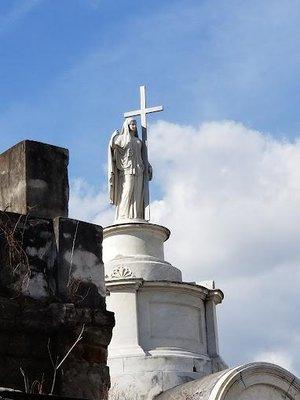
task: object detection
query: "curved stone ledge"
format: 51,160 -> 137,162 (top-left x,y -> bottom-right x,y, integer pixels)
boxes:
106,279 -> 224,302
155,362 -> 300,400
104,222 -> 170,241
105,258 -> 182,282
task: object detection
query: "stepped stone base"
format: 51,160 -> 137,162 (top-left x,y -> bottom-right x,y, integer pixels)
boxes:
103,223 -> 182,282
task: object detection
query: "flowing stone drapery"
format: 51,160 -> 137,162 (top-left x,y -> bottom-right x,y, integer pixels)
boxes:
108,86 -> 163,222
108,117 -> 146,221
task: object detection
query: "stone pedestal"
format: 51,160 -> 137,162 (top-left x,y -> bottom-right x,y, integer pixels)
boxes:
103,222 -> 227,400
104,222 -> 181,282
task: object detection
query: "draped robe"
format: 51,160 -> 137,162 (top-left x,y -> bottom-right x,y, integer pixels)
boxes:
108,129 -> 146,221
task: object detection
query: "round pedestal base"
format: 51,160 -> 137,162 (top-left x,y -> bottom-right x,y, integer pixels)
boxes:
103,222 -> 182,282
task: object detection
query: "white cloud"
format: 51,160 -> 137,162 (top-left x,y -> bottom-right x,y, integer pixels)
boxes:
148,120 -> 300,375
254,350 -> 294,372
69,178 -> 114,227
150,120 -> 300,280
69,119 -> 300,375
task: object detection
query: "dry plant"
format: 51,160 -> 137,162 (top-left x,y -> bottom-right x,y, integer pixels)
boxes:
66,221 -> 92,303
47,324 -> 85,394
67,220 -> 79,287
20,368 -> 44,395
68,277 -> 81,301
30,375 -> 45,395
0,212 -> 31,292
19,325 -> 85,395
68,277 -> 92,304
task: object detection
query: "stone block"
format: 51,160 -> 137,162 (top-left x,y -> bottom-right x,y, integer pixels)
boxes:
6,332 -> 49,359
0,294 -> 114,397
84,326 -> 113,347
81,344 -> 108,364
0,212 -> 56,299
54,217 -> 105,304
0,140 -> 69,219
0,297 -> 20,320
60,361 -> 110,400
93,308 -> 116,327
0,355 -> 53,393
0,138 -> 114,400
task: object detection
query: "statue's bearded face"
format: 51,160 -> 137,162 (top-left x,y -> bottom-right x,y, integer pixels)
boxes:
129,120 -> 137,132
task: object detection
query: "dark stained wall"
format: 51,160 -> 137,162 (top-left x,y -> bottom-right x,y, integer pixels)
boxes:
0,141 -> 69,219
0,141 -> 114,400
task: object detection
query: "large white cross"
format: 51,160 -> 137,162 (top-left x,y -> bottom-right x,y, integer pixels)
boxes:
124,85 -> 163,221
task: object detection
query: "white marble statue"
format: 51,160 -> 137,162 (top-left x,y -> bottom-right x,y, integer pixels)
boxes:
108,117 -> 152,221
108,86 -> 163,222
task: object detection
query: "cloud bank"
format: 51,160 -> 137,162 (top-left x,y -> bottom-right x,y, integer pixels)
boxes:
70,119 -> 300,375
150,120 -> 300,279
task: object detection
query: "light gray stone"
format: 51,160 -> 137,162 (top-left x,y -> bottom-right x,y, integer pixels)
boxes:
0,140 -> 69,219
109,86 -> 163,223
155,362 -> 300,400
109,371 -> 164,400
103,210 -> 225,399
104,222 -> 182,282
106,279 -> 225,397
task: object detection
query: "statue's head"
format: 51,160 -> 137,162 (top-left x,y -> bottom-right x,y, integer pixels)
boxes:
129,119 -> 137,133
123,117 -> 138,137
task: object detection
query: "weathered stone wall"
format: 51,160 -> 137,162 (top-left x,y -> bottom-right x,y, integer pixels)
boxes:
0,210 -> 114,400
0,141 -> 69,219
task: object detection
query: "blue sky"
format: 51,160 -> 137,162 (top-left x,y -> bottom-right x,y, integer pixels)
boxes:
1,0 -> 300,186
1,0 -> 300,375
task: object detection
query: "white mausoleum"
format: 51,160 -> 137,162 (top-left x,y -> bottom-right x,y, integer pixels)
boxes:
103,86 -> 300,399
104,221 -> 226,398
103,219 -> 300,399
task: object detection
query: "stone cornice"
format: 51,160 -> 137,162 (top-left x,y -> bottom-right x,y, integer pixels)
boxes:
207,290 -> 224,304
104,222 -> 170,241
106,278 -> 144,291
106,278 -> 224,303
